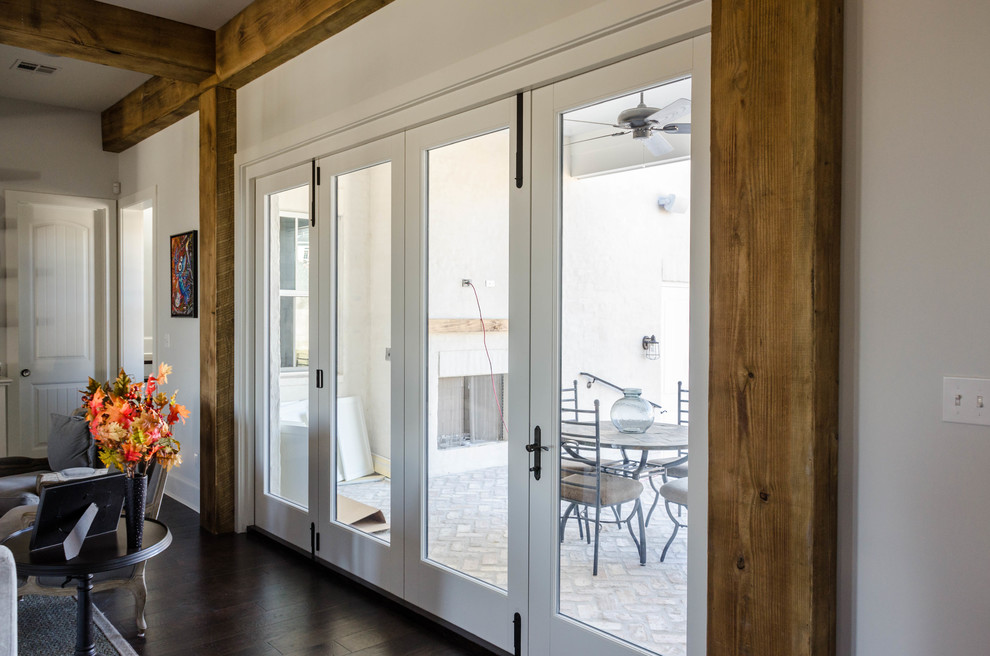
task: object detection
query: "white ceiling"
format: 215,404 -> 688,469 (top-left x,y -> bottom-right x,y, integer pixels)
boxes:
0,0 -> 253,113
100,0 -> 254,31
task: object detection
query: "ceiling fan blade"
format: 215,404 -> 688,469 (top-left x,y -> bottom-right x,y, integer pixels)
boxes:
563,118 -> 618,127
660,122 -> 691,135
566,131 -> 630,147
650,98 -> 691,125
643,133 -> 674,156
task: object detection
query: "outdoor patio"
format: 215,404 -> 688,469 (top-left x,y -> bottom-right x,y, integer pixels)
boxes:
340,464 -> 688,656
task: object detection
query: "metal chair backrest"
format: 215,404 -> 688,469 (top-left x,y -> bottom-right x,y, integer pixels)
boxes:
677,380 -> 689,426
559,400 -> 601,483
560,379 -> 579,420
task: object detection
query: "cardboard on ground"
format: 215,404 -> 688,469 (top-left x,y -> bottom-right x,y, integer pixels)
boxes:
336,495 -> 389,533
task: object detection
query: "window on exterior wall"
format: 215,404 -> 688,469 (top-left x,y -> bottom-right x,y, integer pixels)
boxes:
279,213 -> 310,369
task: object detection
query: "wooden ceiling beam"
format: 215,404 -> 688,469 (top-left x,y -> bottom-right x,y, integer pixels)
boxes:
216,0 -> 395,89
101,77 -> 204,153
0,0 -> 215,83
100,0 -> 396,152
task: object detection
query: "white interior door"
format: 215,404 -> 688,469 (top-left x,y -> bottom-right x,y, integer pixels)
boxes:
314,134 -> 405,594
253,164 -> 318,551
403,97 -> 531,652
528,38 -> 710,656
4,190 -> 115,458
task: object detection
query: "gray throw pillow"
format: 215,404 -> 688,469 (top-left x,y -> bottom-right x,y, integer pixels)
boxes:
47,413 -> 95,471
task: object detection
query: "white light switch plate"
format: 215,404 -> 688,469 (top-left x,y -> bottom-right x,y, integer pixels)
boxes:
943,376 -> 990,426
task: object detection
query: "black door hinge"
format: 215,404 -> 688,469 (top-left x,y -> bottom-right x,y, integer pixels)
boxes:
310,159 -> 317,227
309,522 -> 316,560
515,93 -> 524,189
513,612 -> 521,655
316,532 -> 320,552
316,369 -> 324,389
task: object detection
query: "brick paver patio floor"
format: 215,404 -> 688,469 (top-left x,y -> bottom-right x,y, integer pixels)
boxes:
340,464 -> 687,656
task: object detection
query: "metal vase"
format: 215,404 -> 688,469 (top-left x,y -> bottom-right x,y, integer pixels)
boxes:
124,473 -> 147,550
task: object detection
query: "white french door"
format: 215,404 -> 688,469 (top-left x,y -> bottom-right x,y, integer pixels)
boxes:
314,134 -> 405,594
253,164 -> 317,551
528,39 -> 709,656
402,97 -> 531,652
247,34 -> 708,656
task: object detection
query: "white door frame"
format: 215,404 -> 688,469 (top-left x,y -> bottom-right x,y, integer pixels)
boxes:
3,190 -> 117,457
315,134 -> 406,594
118,187 -> 158,381
402,97 -> 531,653
252,164 -> 318,551
528,37 -> 710,655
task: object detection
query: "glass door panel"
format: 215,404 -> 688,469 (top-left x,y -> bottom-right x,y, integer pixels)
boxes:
271,204 -> 311,507
425,128 -> 511,588
254,163 -> 316,551
558,77 -> 692,656
334,161 -> 393,542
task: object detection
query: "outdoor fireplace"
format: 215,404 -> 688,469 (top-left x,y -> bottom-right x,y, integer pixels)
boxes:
437,373 -> 506,449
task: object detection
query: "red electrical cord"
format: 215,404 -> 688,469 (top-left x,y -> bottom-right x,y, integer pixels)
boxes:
467,281 -> 509,438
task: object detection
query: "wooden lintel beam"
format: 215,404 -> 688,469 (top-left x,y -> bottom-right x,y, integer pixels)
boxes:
0,0 -> 215,83
429,319 -> 508,334
199,86 -> 237,535
216,0 -> 396,89
708,0 -> 842,655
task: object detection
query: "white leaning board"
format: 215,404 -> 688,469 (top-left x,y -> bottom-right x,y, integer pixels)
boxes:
337,396 -> 375,481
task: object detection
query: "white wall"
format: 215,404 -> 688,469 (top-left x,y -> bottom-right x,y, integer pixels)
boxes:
237,0 -> 607,158
0,97 -> 118,203
0,97 -> 119,373
337,163 -> 392,460
561,160 -> 691,417
117,114 -> 202,512
839,0 -> 990,654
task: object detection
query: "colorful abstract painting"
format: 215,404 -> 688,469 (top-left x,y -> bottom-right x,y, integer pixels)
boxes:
170,230 -> 197,317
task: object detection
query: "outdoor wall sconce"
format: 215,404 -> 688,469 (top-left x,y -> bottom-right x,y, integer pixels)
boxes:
657,193 -> 688,213
642,334 -> 660,360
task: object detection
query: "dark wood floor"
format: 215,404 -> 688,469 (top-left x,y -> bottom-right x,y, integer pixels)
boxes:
94,497 -> 498,656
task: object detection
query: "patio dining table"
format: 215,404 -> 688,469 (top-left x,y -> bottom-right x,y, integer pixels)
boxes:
594,422 -> 689,479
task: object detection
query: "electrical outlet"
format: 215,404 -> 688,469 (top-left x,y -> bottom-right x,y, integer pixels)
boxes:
461,279 -> 472,287
943,376 -> 990,426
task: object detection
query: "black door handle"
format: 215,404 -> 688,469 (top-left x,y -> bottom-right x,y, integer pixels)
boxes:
525,426 -> 549,480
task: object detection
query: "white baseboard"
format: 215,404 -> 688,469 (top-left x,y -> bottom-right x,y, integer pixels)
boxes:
165,471 -> 200,513
372,454 -> 390,478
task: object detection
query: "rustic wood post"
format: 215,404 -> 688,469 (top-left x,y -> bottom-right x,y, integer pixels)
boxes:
709,1 -> 842,653
199,86 -> 237,534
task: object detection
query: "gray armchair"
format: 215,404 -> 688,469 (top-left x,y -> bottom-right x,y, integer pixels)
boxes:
0,545 -> 15,655
0,412 -> 96,515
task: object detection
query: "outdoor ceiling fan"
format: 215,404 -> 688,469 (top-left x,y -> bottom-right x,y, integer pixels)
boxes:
567,93 -> 691,156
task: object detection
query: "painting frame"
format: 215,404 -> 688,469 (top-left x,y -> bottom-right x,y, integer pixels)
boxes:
170,229 -> 198,318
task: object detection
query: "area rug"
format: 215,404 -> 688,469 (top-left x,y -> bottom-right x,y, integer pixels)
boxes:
17,595 -> 138,656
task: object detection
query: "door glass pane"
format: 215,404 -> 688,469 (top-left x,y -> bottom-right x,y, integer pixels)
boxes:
558,78 -> 691,655
334,162 -> 392,541
267,185 -> 310,508
426,129 -> 510,589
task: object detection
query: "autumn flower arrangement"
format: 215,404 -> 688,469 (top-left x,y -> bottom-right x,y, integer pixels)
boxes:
83,363 -> 187,477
